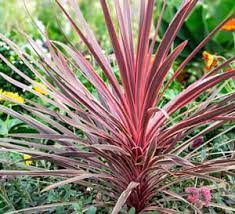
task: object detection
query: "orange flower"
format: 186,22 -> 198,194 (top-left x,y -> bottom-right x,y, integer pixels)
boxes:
150,54 -> 155,64
226,67 -> 235,80
221,18 -> 235,31
202,51 -> 218,71
135,54 -> 155,65
226,67 -> 233,72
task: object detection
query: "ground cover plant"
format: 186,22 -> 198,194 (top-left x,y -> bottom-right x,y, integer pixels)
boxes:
0,0 -> 235,213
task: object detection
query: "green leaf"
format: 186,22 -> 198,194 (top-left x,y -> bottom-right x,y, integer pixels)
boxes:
86,206 -> 97,214
128,207 -> 136,214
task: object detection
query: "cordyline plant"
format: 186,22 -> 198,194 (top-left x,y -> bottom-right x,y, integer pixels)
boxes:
0,0 -> 235,213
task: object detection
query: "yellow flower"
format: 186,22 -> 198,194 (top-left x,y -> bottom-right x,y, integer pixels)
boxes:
23,154 -> 33,166
221,18 -> 235,31
0,90 -> 25,103
202,51 -> 218,71
33,82 -> 48,95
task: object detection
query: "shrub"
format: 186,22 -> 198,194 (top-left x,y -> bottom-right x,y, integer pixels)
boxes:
0,40 -> 34,93
0,0 -> 234,213
155,0 -> 235,57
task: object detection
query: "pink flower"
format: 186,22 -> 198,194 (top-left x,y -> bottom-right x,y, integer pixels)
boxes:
185,186 -> 212,208
200,187 -> 211,207
185,187 -> 199,203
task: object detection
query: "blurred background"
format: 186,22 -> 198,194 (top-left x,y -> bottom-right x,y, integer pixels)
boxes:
0,0 -> 234,52
0,0 -> 234,102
